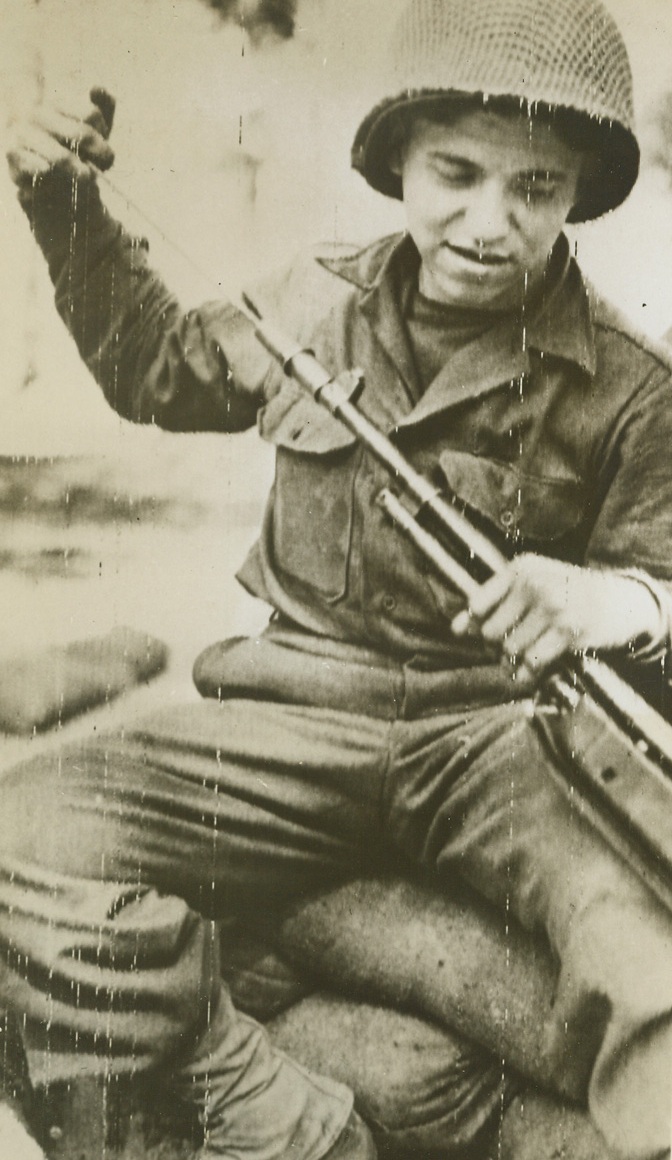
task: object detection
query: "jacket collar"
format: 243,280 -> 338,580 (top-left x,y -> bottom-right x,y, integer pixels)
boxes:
318,231 -> 597,396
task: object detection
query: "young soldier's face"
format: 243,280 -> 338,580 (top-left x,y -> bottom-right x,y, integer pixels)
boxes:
396,108 -> 583,310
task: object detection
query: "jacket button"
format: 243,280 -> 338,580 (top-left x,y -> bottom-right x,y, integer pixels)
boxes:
500,509 -> 515,529
382,594 -> 397,612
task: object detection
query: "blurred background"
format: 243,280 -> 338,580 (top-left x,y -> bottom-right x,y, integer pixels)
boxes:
1,0 -> 672,756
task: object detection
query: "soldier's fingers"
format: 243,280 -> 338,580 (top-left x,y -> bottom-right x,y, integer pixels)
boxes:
47,108 -> 114,169
451,607 -> 480,636
8,119 -> 65,164
32,105 -> 86,144
452,569 -> 521,639
521,626 -> 573,675
502,605 -> 556,660
6,146 -> 52,185
467,570 -> 513,619
19,118 -> 91,165
6,121 -> 93,182
34,106 -> 114,169
478,584 -> 534,644
88,87 -> 116,137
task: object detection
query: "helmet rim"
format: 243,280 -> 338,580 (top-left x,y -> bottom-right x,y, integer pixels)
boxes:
351,89 -> 640,222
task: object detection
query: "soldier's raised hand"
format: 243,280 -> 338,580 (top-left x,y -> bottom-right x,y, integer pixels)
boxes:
6,86 -> 116,195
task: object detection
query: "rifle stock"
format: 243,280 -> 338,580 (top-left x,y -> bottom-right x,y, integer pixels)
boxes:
539,659 -> 672,911
244,296 -> 672,912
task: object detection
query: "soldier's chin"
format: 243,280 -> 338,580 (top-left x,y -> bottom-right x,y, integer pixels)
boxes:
433,250 -> 523,303
424,266 -> 517,310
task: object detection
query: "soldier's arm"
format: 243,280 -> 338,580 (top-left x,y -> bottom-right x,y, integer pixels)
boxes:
453,368 -> 672,696
6,90 -> 267,433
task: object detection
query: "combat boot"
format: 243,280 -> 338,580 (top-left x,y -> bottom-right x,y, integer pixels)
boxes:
174,983 -> 375,1160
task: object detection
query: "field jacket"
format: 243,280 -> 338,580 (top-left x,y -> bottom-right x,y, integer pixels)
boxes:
28,175 -> 672,706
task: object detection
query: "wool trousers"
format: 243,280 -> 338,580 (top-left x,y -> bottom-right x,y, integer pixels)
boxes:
0,632 -> 670,1160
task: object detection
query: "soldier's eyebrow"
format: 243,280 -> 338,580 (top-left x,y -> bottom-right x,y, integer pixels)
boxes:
427,152 -> 569,183
517,168 -> 568,182
427,150 -> 477,166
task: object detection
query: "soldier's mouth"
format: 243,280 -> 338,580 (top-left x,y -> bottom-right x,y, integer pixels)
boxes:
443,242 -> 512,267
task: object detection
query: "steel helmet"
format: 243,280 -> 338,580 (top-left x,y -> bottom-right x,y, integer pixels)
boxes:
351,0 -> 639,221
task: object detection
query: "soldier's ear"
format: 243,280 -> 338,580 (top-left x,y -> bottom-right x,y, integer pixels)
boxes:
388,115 -> 410,177
569,149 -> 600,222
389,147 -> 404,177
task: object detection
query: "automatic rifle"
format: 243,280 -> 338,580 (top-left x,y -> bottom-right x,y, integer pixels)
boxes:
242,293 -> 672,914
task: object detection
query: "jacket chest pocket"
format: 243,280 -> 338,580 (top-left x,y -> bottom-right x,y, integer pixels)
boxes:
436,449 -> 586,556
259,384 -> 359,601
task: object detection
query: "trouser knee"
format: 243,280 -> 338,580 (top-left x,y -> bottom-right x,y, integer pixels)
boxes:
0,749 -> 103,875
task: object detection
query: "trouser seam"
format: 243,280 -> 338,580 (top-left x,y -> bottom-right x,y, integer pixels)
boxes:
376,720 -> 396,830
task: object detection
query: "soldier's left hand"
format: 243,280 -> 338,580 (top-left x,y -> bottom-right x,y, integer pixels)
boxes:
451,554 -> 661,680
6,86 -> 116,194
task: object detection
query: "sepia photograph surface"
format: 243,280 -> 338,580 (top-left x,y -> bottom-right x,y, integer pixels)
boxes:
1,1 -> 672,1157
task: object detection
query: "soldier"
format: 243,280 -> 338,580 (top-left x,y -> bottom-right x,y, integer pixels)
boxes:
4,0 -> 672,1157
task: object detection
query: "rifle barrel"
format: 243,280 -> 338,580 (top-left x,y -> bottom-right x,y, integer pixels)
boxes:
245,298 -> 504,579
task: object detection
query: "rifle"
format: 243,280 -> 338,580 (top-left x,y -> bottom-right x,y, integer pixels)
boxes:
241,293 -> 672,914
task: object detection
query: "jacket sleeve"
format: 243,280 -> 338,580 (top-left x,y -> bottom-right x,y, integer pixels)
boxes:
22,171 -> 271,432
586,365 -> 672,710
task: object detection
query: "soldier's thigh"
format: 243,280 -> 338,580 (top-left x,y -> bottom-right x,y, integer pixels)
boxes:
0,698 -> 390,913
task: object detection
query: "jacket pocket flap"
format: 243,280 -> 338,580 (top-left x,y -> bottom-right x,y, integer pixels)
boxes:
259,382 -> 356,455
437,450 -> 583,543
